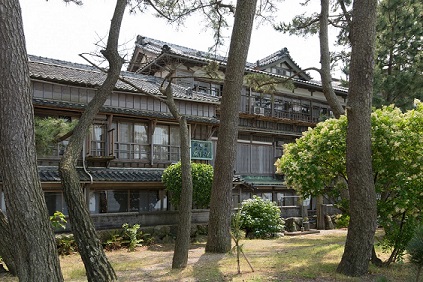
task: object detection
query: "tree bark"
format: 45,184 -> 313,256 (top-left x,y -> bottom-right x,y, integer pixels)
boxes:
59,0 -> 126,281
171,117 -> 192,268
319,0 -> 345,118
160,79 -> 194,269
0,0 -> 63,280
206,0 -> 257,253
336,0 -> 378,277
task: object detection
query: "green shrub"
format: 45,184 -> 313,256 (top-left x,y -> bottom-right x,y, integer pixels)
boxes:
333,214 -> 350,228
406,225 -> 423,282
162,162 -> 213,208
239,196 -> 284,239
104,232 -> 124,251
56,235 -> 77,256
122,223 -> 143,252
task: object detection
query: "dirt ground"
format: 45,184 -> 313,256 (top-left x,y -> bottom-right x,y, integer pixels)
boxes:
0,229 -> 413,282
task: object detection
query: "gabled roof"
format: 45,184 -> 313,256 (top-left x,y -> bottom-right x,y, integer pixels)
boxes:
129,36 -> 348,96
255,47 -> 312,81
28,55 -> 219,104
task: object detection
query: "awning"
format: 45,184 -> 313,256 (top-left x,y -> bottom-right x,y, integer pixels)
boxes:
240,175 -> 285,187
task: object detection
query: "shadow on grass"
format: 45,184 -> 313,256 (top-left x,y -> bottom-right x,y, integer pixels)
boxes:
192,251 -> 228,281
234,234 -> 348,281
146,241 -> 207,252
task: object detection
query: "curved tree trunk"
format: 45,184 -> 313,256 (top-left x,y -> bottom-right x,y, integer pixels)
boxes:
59,1 -> 126,281
206,0 -> 257,253
319,0 -> 345,118
160,79 -> 194,269
0,0 -> 63,280
336,0 -> 378,277
171,117 -> 193,268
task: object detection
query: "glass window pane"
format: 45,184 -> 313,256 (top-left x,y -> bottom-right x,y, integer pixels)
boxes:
130,190 -> 160,212
107,190 -> 129,213
170,126 -> 180,145
153,126 -> 169,145
134,124 -> 148,144
119,123 -> 132,143
91,124 -> 105,156
44,192 -> 68,215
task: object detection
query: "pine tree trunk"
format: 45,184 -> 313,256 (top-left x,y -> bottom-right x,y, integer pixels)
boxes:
171,117 -> 193,268
336,0 -> 378,277
0,0 -> 63,280
60,162 -> 117,281
319,0 -> 345,118
159,74 -> 194,269
59,1 -> 126,280
206,0 -> 257,253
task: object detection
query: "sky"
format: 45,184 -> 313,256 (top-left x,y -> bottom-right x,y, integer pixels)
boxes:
20,1 -> 339,79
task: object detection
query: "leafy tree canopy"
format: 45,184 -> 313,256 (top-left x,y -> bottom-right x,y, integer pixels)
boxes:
276,100 -> 423,262
34,117 -> 77,156
275,0 -> 422,109
162,162 -> 213,209
373,0 -> 423,109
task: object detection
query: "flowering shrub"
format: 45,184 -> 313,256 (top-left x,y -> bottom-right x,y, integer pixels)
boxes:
239,196 -> 284,239
276,101 -> 423,263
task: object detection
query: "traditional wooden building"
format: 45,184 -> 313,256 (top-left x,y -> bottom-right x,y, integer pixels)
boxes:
128,36 -> 348,217
1,55 -> 219,229
0,37 -> 346,228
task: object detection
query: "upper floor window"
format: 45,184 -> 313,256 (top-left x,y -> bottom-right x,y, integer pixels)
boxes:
153,125 -> 180,162
113,121 -> 149,160
194,81 -> 222,97
90,124 -> 106,157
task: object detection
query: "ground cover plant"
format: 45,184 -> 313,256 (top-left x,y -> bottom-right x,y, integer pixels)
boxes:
0,229 -> 416,281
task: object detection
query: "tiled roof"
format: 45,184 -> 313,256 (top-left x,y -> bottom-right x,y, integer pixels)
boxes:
28,55 -> 219,104
133,36 -> 348,95
33,98 -> 219,124
38,166 -> 164,183
255,47 -> 312,81
135,35 -> 230,65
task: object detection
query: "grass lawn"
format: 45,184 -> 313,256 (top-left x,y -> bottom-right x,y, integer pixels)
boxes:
0,229 -> 418,281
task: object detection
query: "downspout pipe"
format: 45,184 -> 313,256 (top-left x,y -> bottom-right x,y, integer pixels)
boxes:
82,138 -> 93,184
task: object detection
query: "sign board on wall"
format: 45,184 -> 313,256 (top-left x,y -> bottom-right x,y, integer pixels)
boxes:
191,140 -> 213,160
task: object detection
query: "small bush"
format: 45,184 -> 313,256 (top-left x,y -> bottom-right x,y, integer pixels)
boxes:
56,235 -> 77,256
333,214 -> 350,228
122,223 -> 143,252
162,162 -> 213,208
104,232 -> 124,251
239,196 -> 284,239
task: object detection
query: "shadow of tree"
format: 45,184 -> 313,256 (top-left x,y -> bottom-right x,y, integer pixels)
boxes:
192,252 -> 228,281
